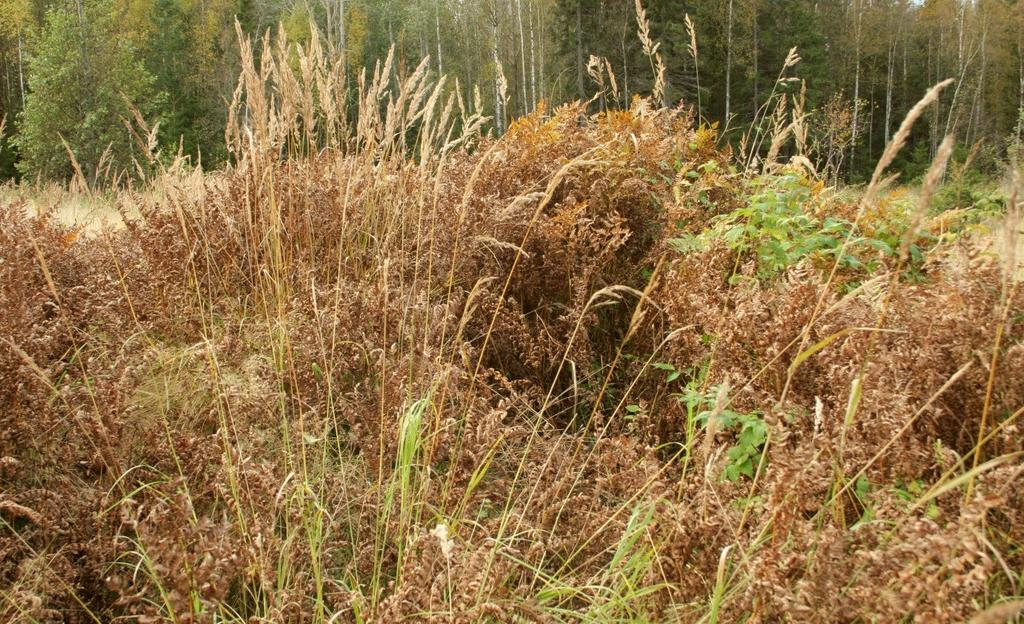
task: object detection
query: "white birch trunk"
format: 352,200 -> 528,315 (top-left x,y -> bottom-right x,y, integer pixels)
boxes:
435,0 -> 443,75
725,0 -> 733,122
575,0 -> 584,100
17,29 -> 25,107
516,0 -> 527,115
850,0 -> 862,174
528,0 -> 537,110
885,37 -> 895,142
493,6 -> 504,134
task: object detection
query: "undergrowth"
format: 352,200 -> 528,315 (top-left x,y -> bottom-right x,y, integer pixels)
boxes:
2,23 -> 1023,624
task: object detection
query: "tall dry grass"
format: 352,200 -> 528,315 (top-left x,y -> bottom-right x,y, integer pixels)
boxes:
2,10 -> 1023,624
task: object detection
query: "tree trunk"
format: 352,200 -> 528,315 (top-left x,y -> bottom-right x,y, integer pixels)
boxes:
971,16 -> 989,145
529,0 -> 537,110
516,0 -> 528,115
725,0 -> 733,122
943,3 -> 972,141
435,0 -> 443,75
493,5 -> 504,134
956,0 -> 965,74
539,0 -> 546,104
340,0 -> 346,57
885,36 -> 895,142
420,30 -> 428,70
902,14 -> 908,111
17,28 -> 25,108
867,83 -> 875,160
932,36 -> 940,155
621,17 -> 629,102
576,0 -> 584,101
76,0 -> 90,76
751,1 -> 758,117
850,0 -> 862,176
1019,15 -> 1024,145
4,60 -> 11,113
388,12 -> 397,90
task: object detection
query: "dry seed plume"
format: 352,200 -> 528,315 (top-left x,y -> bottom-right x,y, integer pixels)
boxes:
899,133 -> 955,261
685,13 -> 700,115
2,20 -> 1022,624
865,78 -> 954,203
967,601 -> 1024,624
635,0 -> 666,104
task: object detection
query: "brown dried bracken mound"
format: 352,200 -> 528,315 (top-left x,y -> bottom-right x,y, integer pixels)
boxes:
2,39 -> 1022,624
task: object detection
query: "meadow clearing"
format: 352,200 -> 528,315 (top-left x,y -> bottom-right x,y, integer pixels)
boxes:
2,15 -> 1024,624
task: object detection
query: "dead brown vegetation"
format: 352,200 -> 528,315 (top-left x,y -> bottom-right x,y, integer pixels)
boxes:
1,25 -> 1023,624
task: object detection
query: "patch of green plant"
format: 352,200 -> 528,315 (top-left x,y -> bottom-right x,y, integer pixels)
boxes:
669,173 -> 930,282
675,383 -> 767,481
717,410 -> 768,481
853,475 -> 875,525
891,479 -> 940,520
933,182 -> 1008,217
650,361 -> 682,383
847,477 -> 942,528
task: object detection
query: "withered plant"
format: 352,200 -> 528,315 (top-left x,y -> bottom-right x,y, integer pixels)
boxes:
2,12 -> 1022,624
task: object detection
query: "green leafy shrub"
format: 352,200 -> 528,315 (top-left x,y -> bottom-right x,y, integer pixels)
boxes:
676,384 -> 767,481
932,178 -> 1009,217
670,173 -> 918,282
15,2 -> 164,181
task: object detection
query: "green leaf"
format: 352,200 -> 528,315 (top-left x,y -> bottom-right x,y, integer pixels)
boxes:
865,238 -> 894,255
738,457 -> 754,478
739,421 -> 766,447
787,328 -> 854,375
724,224 -> 746,245
668,235 -> 704,254
909,244 -> 924,264
855,475 -> 870,499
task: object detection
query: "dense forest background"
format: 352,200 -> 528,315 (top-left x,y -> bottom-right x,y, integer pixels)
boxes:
1,0 -> 1022,183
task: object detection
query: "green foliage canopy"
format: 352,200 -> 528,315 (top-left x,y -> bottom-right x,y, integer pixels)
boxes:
15,2 -> 164,180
